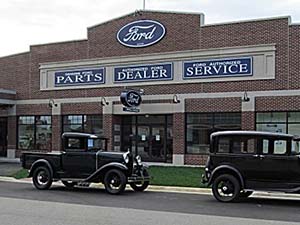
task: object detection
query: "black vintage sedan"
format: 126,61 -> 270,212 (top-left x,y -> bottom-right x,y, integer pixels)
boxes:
203,131 -> 300,202
21,132 -> 150,194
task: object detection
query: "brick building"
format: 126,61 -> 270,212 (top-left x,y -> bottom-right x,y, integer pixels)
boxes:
0,10 -> 299,165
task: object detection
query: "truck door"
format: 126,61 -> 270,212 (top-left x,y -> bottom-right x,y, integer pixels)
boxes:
61,137 -> 96,179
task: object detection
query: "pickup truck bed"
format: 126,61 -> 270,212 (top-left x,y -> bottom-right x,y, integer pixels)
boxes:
21,151 -> 62,171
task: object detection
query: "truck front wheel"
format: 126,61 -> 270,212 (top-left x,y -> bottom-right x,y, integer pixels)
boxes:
32,166 -> 53,190
103,169 -> 126,195
130,169 -> 149,192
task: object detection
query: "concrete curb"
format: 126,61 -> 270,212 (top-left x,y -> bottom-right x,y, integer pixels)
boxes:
1,176 -> 300,200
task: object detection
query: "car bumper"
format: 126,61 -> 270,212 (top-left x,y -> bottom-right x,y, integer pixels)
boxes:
128,164 -> 150,183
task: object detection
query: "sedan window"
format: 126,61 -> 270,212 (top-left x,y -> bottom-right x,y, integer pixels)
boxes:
292,141 -> 300,155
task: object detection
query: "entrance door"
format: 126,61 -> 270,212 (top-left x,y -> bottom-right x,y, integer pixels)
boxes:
136,125 -> 166,162
0,118 -> 8,157
151,126 -> 165,161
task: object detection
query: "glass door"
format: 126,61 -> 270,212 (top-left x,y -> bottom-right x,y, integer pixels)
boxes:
137,126 -> 151,159
151,126 -> 165,161
0,118 -> 8,157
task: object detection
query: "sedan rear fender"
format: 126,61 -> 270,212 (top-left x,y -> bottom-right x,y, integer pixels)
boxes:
28,159 -> 54,178
84,162 -> 129,183
208,165 -> 244,189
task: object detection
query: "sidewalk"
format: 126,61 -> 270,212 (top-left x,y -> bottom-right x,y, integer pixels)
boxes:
0,159 -> 22,177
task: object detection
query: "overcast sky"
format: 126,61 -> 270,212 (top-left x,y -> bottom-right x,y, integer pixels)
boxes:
0,0 -> 298,57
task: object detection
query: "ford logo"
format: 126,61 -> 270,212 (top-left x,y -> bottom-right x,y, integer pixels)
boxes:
117,20 -> 166,48
120,90 -> 142,108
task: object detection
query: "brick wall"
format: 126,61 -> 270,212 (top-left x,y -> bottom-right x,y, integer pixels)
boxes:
61,102 -> 103,115
184,154 -> 208,165
289,25 -> 300,90
185,97 -> 241,112
173,113 -> 185,154
256,96 -> 300,112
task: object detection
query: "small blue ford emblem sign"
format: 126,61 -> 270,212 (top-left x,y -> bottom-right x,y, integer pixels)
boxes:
117,20 -> 166,48
120,90 -> 142,112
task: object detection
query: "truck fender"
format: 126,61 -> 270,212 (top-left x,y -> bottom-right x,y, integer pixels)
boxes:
208,165 -> 244,188
84,162 -> 128,182
28,159 -> 54,178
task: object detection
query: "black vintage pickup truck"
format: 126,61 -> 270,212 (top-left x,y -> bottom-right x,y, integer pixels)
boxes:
21,132 -> 150,195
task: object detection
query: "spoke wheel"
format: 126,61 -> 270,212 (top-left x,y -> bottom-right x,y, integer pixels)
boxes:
32,166 -> 53,190
212,174 -> 240,203
104,169 -> 126,195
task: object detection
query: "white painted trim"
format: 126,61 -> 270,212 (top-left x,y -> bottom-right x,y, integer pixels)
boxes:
0,89 -> 16,95
13,89 -> 300,105
0,99 -> 15,105
39,44 -> 275,68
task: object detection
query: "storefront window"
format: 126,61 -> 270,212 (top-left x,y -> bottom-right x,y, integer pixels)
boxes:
62,115 -> 103,136
256,112 -> 300,136
186,113 -> 241,154
18,116 -> 52,150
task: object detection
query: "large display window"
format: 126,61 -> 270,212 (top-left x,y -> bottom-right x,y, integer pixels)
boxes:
18,116 -> 52,150
186,113 -> 241,154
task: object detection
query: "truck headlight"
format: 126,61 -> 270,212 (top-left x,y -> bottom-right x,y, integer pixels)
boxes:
123,152 -> 130,164
135,155 -> 142,165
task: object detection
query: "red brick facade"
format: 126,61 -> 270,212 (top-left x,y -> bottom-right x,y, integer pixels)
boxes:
0,11 -> 299,165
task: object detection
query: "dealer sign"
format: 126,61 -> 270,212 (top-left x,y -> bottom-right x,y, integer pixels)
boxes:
183,57 -> 253,79
55,68 -> 105,87
117,20 -> 166,48
114,63 -> 172,83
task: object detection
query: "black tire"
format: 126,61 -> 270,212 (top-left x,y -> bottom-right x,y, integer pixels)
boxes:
130,170 -> 150,192
239,191 -> 253,198
103,169 -> 127,195
62,181 -> 77,188
32,166 -> 53,190
212,174 -> 241,203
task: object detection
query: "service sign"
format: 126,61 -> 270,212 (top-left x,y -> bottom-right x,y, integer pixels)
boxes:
183,57 -> 253,79
114,63 -> 172,83
55,68 -> 105,87
117,20 -> 166,48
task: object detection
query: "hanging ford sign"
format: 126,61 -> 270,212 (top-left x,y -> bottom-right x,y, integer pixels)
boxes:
120,90 -> 142,112
117,20 -> 166,48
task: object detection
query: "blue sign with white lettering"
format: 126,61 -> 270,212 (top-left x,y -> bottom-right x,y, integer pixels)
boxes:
183,57 -> 253,79
114,63 -> 172,83
117,20 -> 166,48
55,68 -> 105,87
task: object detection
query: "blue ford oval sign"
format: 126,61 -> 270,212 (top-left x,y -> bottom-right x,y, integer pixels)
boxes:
117,20 -> 166,48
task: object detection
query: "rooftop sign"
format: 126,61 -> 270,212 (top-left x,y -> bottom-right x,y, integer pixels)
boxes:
117,20 -> 166,48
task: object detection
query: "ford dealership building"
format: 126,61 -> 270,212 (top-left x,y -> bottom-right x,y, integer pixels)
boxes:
0,10 -> 299,165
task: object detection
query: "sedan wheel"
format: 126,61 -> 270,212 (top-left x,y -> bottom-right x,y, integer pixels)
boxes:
212,174 -> 241,203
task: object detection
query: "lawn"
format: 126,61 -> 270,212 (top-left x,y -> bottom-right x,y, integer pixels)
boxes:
11,166 -> 206,188
149,166 -> 206,188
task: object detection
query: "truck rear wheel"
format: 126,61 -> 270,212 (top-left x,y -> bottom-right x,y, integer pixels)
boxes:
32,166 -> 53,190
103,169 -> 126,195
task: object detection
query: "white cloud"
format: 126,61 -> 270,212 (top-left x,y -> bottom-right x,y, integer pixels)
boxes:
0,0 -> 299,57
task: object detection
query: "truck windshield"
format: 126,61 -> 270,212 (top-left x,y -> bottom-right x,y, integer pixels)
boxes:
88,138 -> 106,151
292,140 -> 300,155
